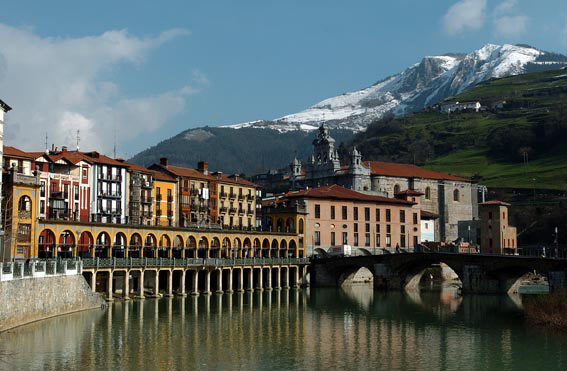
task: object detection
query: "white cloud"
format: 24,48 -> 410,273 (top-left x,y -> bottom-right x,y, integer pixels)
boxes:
494,0 -> 518,14
443,0 -> 487,35
0,24 -> 197,157
493,15 -> 529,37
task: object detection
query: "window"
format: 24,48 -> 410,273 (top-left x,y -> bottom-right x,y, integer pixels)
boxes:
353,207 -> 358,221
401,234 -> 406,248
40,181 -> 46,197
386,224 -> 391,234
453,189 -> 460,202
342,206 -> 347,220
386,209 -> 391,222
342,232 -> 348,245
82,167 -> 88,179
400,210 -> 405,223
354,223 -> 358,232
315,204 -> 321,219
364,207 -> 370,221
365,234 -> 370,246
401,225 -> 405,234
386,235 -> 392,247
413,213 -> 418,225
330,206 -> 335,219
365,223 -> 370,233
74,185 -> 79,200
425,187 -> 431,200
376,224 -> 380,233
156,187 -> 161,196
394,184 -> 400,194
502,212 -> 506,220
354,233 -> 359,246
413,236 -> 418,247
331,232 -> 335,246
376,208 -> 380,221
488,211 -> 493,219
40,200 -> 45,214
376,233 -> 381,247
314,231 -> 321,246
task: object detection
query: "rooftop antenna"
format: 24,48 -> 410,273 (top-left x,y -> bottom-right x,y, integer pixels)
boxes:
76,129 -> 80,151
113,124 -> 117,159
44,132 -> 48,151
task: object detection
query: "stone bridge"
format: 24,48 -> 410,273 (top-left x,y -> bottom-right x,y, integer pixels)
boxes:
311,253 -> 567,294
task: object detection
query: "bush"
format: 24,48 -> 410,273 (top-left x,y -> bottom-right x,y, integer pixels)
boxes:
524,291 -> 567,329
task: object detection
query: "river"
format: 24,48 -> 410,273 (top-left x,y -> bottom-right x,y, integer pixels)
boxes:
1,285 -> 567,370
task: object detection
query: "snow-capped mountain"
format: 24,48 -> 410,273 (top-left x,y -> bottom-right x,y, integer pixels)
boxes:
226,44 -> 567,132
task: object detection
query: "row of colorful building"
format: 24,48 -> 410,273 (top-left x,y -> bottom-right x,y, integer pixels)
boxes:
0,99 -> 517,261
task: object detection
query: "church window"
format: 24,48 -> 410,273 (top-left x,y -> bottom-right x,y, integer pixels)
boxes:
425,187 -> 431,200
453,189 -> 460,202
394,184 -> 401,194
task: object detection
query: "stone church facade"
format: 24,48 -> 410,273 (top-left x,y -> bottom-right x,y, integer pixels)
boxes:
288,124 -> 479,242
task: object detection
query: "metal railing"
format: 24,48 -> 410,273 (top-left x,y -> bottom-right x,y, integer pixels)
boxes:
81,257 -> 310,269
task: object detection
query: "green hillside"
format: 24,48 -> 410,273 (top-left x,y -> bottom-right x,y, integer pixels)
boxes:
350,69 -> 567,190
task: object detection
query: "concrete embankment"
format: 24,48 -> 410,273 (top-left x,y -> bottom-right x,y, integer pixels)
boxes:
0,275 -> 104,332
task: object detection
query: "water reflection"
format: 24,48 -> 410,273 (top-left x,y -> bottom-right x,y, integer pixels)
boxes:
1,287 -> 567,370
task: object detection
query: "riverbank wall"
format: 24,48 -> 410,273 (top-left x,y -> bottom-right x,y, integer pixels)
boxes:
0,274 -> 104,332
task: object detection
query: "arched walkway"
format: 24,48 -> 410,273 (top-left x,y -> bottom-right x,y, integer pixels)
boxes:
38,229 -> 56,258
158,234 -> 171,258
197,237 -> 208,258
210,237 -> 221,258
96,231 -> 111,258
186,236 -> 197,258
280,240 -> 288,258
129,233 -> 142,258
289,240 -> 297,258
144,233 -> 157,258
243,238 -> 252,258
58,230 -> 76,259
253,238 -> 261,257
113,232 -> 127,258
173,235 -> 184,258
222,237 -> 231,258
271,240 -> 278,258
262,239 -> 270,257
78,231 -> 94,258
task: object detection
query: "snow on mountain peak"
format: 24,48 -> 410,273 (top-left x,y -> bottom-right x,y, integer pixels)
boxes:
224,44 -> 565,133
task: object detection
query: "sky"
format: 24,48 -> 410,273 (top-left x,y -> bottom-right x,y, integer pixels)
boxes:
1,0 -> 567,158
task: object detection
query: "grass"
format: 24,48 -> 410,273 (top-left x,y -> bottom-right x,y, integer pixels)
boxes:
524,291 -> 567,329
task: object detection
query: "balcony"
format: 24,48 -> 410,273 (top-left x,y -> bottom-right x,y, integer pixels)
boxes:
238,194 -> 245,201
229,193 -> 236,200
98,191 -> 122,199
247,194 -> 255,202
181,187 -> 190,193
48,209 -> 71,220
3,170 -> 40,187
167,210 -> 173,218
220,192 -> 228,199
141,181 -> 153,189
100,208 -> 122,215
220,207 -> 228,213
167,196 -> 173,202
180,203 -> 191,210
247,209 -> 254,215
156,194 -> 162,202
98,173 -> 122,182
229,207 -> 237,214
141,196 -> 153,204
238,208 -> 245,215
18,210 -> 32,219
156,209 -> 162,217
141,210 -> 153,218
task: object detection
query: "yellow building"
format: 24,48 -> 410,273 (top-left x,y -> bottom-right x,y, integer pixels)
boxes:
215,173 -> 258,230
2,147 -> 40,260
150,170 -> 177,227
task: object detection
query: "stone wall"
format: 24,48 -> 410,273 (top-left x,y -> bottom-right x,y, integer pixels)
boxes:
0,275 -> 104,332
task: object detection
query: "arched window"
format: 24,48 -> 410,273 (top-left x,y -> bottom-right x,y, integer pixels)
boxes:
453,189 -> 459,202
299,219 -> 304,234
393,184 -> 400,194
425,187 -> 431,200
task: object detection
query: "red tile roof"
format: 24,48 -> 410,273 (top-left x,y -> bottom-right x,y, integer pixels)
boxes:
363,161 -> 469,182
3,146 -> 35,160
148,169 -> 176,182
153,164 -> 257,187
285,184 -> 414,205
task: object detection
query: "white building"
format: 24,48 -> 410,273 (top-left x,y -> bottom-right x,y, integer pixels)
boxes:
0,99 -> 12,260
440,101 -> 482,113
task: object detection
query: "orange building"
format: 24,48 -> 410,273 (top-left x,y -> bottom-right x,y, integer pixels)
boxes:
479,201 -> 517,255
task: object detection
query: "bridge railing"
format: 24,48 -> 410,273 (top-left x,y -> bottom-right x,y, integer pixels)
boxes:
78,257 -> 310,269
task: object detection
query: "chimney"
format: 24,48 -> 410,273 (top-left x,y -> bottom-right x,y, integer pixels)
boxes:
160,157 -> 168,167
62,146 -> 68,152
198,161 -> 208,175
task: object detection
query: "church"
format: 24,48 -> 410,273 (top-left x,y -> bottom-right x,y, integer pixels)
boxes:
285,124 -> 479,242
